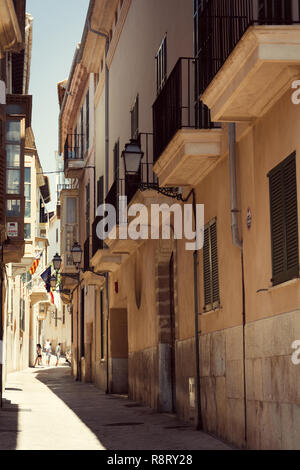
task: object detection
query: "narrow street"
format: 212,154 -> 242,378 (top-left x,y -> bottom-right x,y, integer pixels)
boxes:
0,365 -> 231,451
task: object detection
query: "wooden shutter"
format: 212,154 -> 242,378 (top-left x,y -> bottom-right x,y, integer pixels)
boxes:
268,152 -> 299,285
203,218 -> 220,310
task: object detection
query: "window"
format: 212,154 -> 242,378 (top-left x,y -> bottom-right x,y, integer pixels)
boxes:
24,167 -> 31,218
100,289 -> 105,360
86,182 -> 90,239
65,197 -> 78,266
156,36 -> 167,94
6,120 -> 21,195
56,228 -> 58,243
268,152 -> 299,286
6,199 -> 20,217
113,141 -> 120,181
80,107 -> 84,159
130,96 -> 139,140
86,90 -> 89,152
24,223 -> 31,239
203,218 -> 220,311
19,298 -> 25,331
40,198 -> 47,223
62,306 -> 65,325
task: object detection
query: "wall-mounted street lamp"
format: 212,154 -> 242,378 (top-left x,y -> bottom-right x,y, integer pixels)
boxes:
121,139 -> 183,200
52,242 -> 105,284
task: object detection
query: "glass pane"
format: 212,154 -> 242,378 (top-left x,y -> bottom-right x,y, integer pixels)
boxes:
6,121 -> 20,142
24,223 -> 31,239
6,170 -> 20,194
6,145 -> 20,167
24,167 -> 31,183
66,198 -> 76,224
6,199 -> 20,217
24,184 -> 31,199
25,201 -> 31,218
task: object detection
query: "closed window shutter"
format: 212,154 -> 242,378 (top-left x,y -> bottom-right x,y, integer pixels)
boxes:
203,226 -> 211,307
203,219 -> 220,310
268,152 -> 299,286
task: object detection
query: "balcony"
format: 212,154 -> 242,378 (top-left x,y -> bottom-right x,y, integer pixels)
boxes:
153,57 -> 222,187
64,134 -> 85,178
199,0 -> 300,121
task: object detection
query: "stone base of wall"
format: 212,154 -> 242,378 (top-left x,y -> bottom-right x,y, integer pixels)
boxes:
199,325 -> 246,448
245,311 -> 300,450
175,337 -> 196,424
128,347 -> 158,409
109,358 -> 128,394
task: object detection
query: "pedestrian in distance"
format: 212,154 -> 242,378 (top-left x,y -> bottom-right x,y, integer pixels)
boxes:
55,343 -> 61,367
34,344 -> 42,367
46,342 -> 52,366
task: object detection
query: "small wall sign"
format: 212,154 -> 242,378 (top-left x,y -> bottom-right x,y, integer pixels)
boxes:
7,222 -> 18,238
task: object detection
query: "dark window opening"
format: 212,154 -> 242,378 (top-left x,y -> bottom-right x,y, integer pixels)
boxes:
131,96 -> 139,140
156,36 -> 167,94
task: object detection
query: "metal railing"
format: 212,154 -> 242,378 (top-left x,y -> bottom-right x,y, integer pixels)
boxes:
105,133 -> 158,224
153,57 -> 218,163
196,0 -> 300,94
64,134 -> 84,161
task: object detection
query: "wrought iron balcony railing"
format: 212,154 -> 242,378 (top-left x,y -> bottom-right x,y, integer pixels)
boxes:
196,0 -> 300,95
153,57 -> 218,163
64,134 -> 84,162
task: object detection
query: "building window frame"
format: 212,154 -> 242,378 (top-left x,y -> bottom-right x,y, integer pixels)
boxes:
203,217 -> 220,312
156,35 -> 167,94
268,151 -> 299,286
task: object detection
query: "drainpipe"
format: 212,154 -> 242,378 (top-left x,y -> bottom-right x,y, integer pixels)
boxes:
87,21 -> 110,394
228,122 -> 247,446
181,189 -> 202,430
228,123 -> 242,250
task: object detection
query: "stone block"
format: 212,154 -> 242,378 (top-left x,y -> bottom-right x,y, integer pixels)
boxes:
260,401 -> 281,450
216,376 -> 227,440
246,400 -> 263,450
226,360 -> 244,399
226,326 -> 243,361
211,331 -> 225,377
199,334 -> 210,377
226,398 -> 246,448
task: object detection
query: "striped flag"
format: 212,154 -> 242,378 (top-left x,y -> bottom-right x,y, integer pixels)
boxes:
29,252 -> 43,275
50,291 -> 54,305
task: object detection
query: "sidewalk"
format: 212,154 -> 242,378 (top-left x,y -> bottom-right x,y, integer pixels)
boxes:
0,366 -> 232,450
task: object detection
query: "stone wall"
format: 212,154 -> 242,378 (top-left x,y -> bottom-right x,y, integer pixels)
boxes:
245,311 -> 300,450
199,325 -> 246,448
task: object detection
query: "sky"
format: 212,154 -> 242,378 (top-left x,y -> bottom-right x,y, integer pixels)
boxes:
27,0 -> 89,211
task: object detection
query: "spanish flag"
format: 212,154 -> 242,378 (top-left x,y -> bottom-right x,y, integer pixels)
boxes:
29,253 -> 42,275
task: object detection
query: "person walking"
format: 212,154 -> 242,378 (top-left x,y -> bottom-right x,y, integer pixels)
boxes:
46,342 -> 52,366
34,344 -> 43,367
55,343 -> 61,367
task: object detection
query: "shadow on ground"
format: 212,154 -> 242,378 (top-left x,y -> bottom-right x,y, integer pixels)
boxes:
0,396 -> 20,450
33,367 -> 228,450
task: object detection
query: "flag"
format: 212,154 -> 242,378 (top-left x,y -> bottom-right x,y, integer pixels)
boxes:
29,252 -> 42,275
40,266 -> 51,293
50,291 -> 54,304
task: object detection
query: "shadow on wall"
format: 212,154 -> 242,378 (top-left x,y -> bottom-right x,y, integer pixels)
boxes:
0,395 -> 20,450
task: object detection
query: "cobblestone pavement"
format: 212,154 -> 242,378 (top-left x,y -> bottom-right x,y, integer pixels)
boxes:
0,365 -> 232,450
